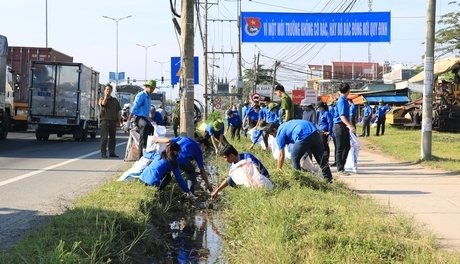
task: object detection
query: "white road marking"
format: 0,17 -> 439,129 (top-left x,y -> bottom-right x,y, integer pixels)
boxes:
0,142 -> 127,187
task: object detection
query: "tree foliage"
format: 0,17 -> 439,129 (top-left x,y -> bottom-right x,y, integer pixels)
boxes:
435,1 -> 460,57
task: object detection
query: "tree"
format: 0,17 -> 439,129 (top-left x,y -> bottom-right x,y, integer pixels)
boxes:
435,1 -> 460,57
243,65 -> 278,101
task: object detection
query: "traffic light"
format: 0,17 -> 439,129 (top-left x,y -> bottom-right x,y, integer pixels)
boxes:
161,76 -> 164,84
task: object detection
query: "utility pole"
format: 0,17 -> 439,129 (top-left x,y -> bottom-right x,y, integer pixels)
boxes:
237,0 -> 243,101
367,0 -> 373,62
421,0 -> 436,159
180,0 -> 195,137
271,61 -> 280,100
204,0 -> 209,119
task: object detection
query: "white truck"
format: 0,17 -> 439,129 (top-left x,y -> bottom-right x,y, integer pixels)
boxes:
0,35 -> 14,140
28,61 -> 100,141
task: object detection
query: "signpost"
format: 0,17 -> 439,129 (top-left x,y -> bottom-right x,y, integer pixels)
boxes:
251,92 -> 261,102
214,103 -> 222,109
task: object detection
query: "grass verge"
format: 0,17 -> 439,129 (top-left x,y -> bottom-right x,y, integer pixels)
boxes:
0,178 -> 189,263
212,126 -> 460,263
1,124 -> 459,263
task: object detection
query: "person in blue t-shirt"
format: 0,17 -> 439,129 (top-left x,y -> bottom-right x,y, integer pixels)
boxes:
211,144 -> 269,199
265,120 -> 333,183
317,102 -> 333,163
244,104 -> 261,129
333,83 -> 355,176
266,102 -> 281,124
128,80 -> 156,160
348,99 -> 357,128
241,100 -> 251,137
152,136 -> 213,194
205,119 -> 226,154
376,99 -> 391,136
225,109 -> 243,141
139,142 -> 196,200
360,100 -> 372,137
148,105 -> 164,135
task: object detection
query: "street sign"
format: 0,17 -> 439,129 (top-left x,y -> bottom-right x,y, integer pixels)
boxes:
251,92 -> 261,102
214,102 -> 222,109
170,56 -> 199,85
214,96 -> 222,103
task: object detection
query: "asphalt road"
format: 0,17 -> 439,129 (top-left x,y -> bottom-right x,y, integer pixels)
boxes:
0,129 -> 131,250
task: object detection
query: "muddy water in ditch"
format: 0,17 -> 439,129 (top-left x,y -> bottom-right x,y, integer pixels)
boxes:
157,165 -> 227,263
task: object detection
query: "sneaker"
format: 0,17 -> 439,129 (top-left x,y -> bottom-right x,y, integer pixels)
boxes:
101,154 -> 108,158
337,170 -> 351,176
109,153 -> 119,158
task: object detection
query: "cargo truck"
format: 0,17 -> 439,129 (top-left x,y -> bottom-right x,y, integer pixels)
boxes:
0,35 -> 14,140
7,46 -> 73,131
28,61 -> 99,141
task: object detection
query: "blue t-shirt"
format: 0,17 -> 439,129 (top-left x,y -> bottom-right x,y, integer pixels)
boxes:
266,109 -> 280,123
140,155 -> 190,193
276,120 -> 317,150
226,152 -> 269,187
333,95 -> 350,124
152,111 -> 164,125
246,109 -> 259,121
349,103 -> 357,117
205,122 -> 224,136
226,111 -> 243,127
131,91 -> 151,118
318,110 -> 333,135
363,105 -> 372,117
377,105 -> 390,118
241,105 -> 250,119
259,106 -> 268,120
171,136 -> 205,168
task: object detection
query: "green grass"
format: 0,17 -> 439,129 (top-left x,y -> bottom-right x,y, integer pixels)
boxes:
359,124 -> 460,172
1,124 -> 460,263
0,179 -> 188,263
213,129 -> 460,263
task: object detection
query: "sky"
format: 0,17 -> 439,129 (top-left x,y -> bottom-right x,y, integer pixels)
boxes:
0,0 -> 456,102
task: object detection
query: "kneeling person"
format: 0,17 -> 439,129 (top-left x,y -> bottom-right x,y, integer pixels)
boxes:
211,144 -> 270,199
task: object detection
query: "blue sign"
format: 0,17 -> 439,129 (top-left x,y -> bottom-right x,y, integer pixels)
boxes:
109,72 -> 125,82
241,12 -> 391,43
170,56 -> 199,85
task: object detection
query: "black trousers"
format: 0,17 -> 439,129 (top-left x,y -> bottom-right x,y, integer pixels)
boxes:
376,117 -> 386,136
135,116 -> 150,160
318,130 -> 330,162
229,125 -> 242,141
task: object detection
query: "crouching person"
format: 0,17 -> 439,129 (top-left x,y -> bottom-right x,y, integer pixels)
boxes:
265,120 -> 333,183
140,142 -> 195,200
152,136 -> 213,195
211,144 -> 272,199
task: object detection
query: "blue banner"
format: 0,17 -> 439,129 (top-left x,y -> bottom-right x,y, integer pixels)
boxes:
241,12 -> 391,43
170,56 -> 199,85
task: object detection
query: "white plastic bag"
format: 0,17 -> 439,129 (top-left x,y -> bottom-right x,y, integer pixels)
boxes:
269,135 -> 293,160
229,158 -> 274,190
146,135 -> 167,153
145,125 -> 168,153
118,156 -> 152,181
154,124 -> 167,137
344,133 -> 360,173
300,155 -> 322,178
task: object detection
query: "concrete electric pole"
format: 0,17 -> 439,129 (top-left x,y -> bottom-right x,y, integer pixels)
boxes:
180,0 -> 195,138
421,0 -> 436,159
